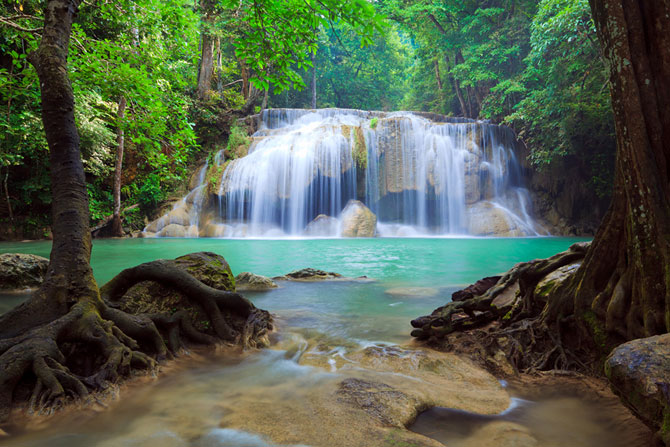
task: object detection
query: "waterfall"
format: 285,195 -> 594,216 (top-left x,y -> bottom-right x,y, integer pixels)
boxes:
144,108 -> 546,238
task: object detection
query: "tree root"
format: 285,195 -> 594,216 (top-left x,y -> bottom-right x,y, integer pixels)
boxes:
0,255 -> 273,426
410,242 -> 595,374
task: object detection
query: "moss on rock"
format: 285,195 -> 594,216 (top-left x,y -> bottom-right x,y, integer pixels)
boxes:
113,252 -> 236,333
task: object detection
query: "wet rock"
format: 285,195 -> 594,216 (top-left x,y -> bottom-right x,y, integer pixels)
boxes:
336,378 -> 419,427
466,201 -> 524,237
235,272 -> 278,291
275,268 -> 342,281
220,340 -> 509,447
304,214 -> 339,236
200,222 -> 230,238
340,200 -> 377,237
452,276 -> 502,302
0,253 -> 49,290
606,334 -> 670,445
157,223 -> 187,238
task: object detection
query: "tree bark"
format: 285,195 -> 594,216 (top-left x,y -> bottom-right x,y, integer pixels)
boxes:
434,58 -> 443,91
25,0 -> 98,321
196,0 -> 215,100
110,95 -> 126,237
445,54 -> 468,118
562,0 -> 670,340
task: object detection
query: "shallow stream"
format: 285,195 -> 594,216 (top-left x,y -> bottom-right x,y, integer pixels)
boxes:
0,237 -> 650,446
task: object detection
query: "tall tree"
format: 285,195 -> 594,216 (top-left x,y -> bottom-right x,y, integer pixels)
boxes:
564,0 -> 670,340
0,0 -> 268,423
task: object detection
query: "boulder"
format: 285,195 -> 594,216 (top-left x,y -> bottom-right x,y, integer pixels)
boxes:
235,272 -> 278,291
200,222 -> 231,238
340,200 -> 377,237
112,252 -> 237,334
157,223 -> 187,238
466,201 -> 524,237
0,253 -> 49,290
304,214 -> 339,236
606,334 -> 670,445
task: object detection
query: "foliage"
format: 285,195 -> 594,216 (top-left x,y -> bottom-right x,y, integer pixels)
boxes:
137,173 -> 166,216
0,0 -> 616,233
269,23 -> 411,110
225,123 -> 251,158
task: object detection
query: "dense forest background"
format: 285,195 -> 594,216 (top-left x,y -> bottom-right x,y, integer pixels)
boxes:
0,0 -> 614,238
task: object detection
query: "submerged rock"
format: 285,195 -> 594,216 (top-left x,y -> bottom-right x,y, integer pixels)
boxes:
235,272 -> 278,291
0,253 -> 49,290
385,287 -> 439,298
275,268 -> 343,281
606,334 -> 670,445
304,214 -> 339,236
340,200 -> 377,237
220,340 -> 509,447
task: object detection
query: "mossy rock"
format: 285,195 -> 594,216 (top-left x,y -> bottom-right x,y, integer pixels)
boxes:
606,334 -> 670,446
111,252 -> 237,333
0,253 -> 49,290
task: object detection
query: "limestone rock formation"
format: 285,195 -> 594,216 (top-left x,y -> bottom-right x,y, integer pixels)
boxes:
235,272 -> 278,291
340,200 -> 377,237
304,214 -> 339,236
606,334 -> 670,445
0,253 -> 49,290
466,202 -> 524,237
157,223 -> 187,238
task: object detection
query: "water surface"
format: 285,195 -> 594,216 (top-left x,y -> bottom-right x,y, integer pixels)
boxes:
3,237 -> 646,447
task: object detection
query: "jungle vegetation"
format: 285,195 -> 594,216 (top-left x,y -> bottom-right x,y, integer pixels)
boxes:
0,0 -> 613,236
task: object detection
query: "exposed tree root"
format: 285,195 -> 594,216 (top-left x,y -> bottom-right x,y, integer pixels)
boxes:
0,254 -> 272,427
411,242 -> 595,374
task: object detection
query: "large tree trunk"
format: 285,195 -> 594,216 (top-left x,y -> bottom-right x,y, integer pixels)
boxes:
411,1 -> 670,371
563,0 -> 670,340
110,95 -> 126,237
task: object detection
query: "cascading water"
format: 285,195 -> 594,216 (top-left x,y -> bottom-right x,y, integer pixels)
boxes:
144,108 -> 546,238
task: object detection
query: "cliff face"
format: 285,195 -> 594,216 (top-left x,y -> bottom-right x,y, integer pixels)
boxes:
518,144 -> 610,236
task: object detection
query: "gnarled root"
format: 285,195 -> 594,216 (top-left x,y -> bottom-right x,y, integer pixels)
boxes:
410,242 -> 593,374
0,255 -> 273,426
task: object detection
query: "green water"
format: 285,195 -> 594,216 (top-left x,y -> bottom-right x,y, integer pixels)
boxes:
7,237 -> 640,447
1,237 -> 584,286
1,237 -> 585,342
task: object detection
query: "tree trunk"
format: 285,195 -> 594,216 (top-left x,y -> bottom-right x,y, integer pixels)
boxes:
411,1 -> 670,373
196,0 -> 215,100
26,0 -> 97,321
563,0 -> 670,340
434,58 -> 443,91
0,0 -> 272,425
311,51 -> 317,109
110,95 -> 126,237
445,54 -> 468,118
